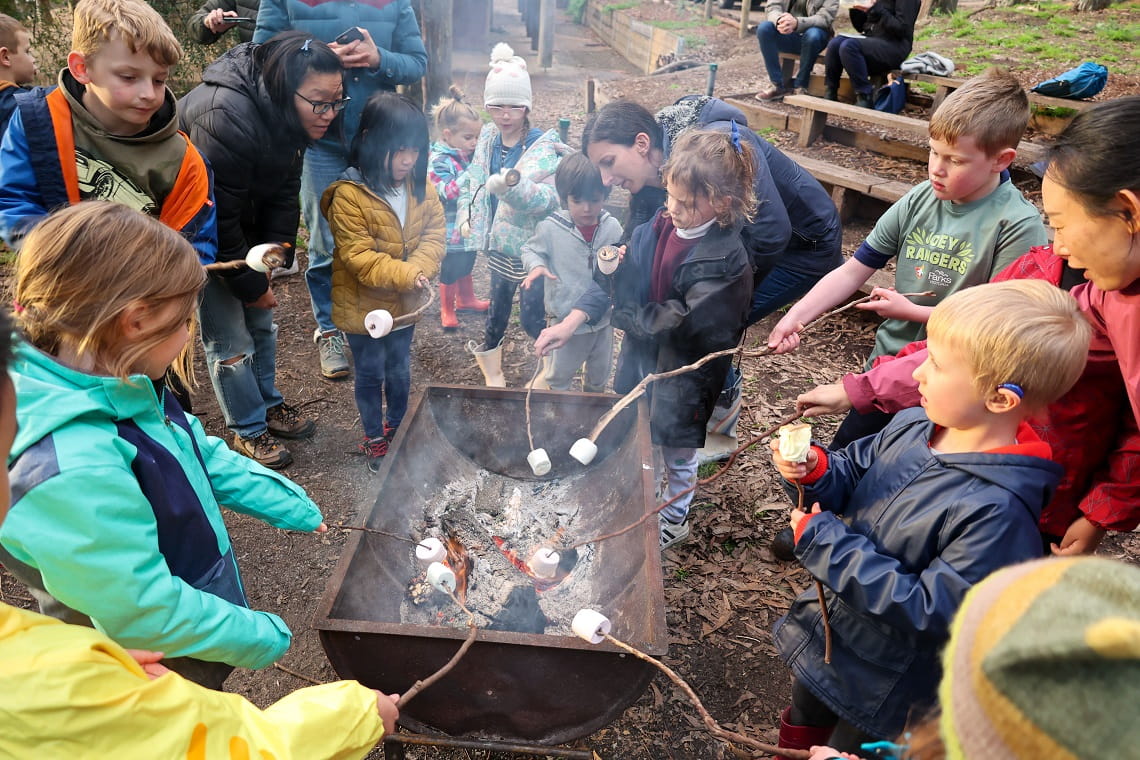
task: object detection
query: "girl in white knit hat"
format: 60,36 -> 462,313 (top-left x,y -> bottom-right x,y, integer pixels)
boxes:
457,42 -> 569,387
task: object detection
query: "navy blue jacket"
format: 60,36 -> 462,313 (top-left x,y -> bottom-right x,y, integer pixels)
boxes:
774,408 -> 1061,738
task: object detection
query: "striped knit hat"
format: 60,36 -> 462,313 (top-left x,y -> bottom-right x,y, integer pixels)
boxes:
940,556 -> 1140,759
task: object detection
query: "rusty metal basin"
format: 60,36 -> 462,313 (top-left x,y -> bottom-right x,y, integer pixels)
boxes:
315,385 -> 668,745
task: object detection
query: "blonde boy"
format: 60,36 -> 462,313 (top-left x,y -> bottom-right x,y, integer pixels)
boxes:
0,0 -> 216,262
768,279 -> 1091,751
0,14 -> 36,132
768,67 -> 1046,367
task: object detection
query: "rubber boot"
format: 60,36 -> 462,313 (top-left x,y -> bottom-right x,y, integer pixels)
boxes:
468,341 -> 506,387
455,275 -> 490,312
439,283 -> 459,331
527,353 -> 552,390
776,707 -> 835,760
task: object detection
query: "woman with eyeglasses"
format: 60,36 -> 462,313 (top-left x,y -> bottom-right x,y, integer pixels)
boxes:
179,32 -> 342,470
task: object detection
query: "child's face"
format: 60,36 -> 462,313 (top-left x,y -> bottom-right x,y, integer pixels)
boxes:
293,70 -> 344,142
1043,172 -> 1140,292
2,30 -> 37,85
927,136 -> 1011,205
389,147 -> 420,183
663,178 -> 718,230
68,35 -> 169,136
443,118 -> 479,153
0,375 -> 16,525
587,137 -> 658,193
133,301 -> 191,381
912,337 -> 987,429
486,104 -> 526,139
566,194 -> 603,229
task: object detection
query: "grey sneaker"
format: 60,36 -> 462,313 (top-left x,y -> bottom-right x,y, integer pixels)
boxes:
314,329 -> 350,379
234,431 -> 292,470
266,402 -> 315,439
659,514 -> 691,551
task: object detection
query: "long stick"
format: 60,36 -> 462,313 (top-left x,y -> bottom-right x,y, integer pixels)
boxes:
389,286 -> 436,330
603,632 -> 809,759
796,482 -> 833,665
335,523 -> 418,544
397,589 -> 479,708
524,358 -> 544,452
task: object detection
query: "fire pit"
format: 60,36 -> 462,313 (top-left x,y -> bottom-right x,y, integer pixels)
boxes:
315,385 -> 668,745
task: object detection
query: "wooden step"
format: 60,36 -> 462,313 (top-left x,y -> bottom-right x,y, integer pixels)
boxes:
782,150 -> 911,223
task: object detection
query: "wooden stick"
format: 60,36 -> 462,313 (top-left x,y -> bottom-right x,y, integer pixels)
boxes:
397,589 -> 479,708
272,662 -> 323,685
603,632 -> 809,759
796,481 -> 833,665
389,286 -> 436,331
525,358 -> 544,452
335,523 -> 418,545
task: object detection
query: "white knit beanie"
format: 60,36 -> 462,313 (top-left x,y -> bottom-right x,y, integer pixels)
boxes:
483,42 -> 532,109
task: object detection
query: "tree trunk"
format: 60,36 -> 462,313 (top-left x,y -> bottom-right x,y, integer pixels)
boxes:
1073,0 -> 1112,9
419,0 -> 454,109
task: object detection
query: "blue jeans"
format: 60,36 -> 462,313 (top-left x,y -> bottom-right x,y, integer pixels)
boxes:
198,277 -> 283,438
346,327 -> 415,439
756,22 -> 831,90
748,260 -> 831,325
300,143 -> 348,335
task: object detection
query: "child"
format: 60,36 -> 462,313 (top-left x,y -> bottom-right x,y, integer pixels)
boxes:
321,92 -> 444,472
0,306 -> 400,760
768,68 -> 1045,370
0,0 -> 216,264
457,42 -> 568,387
0,203 -> 326,690
429,84 -> 489,331
768,279 -> 1091,755
0,14 -> 36,132
608,129 -> 755,550
522,152 -> 622,392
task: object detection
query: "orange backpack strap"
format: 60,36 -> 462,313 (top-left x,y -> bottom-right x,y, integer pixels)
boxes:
158,132 -> 212,232
44,88 -> 81,205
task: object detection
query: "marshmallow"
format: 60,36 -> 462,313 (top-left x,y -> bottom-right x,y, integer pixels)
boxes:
426,562 -> 456,594
528,548 -> 560,579
569,438 -> 598,466
416,537 -> 447,568
778,422 -> 813,464
572,609 -> 611,644
527,447 -> 552,476
245,243 -> 285,273
364,309 -> 394,339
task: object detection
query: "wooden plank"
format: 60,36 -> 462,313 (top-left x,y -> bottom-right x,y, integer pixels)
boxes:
721,97 -> 789,131
784,93 -> 931,137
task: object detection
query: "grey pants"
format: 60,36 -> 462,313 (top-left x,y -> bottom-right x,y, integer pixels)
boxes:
545,322 -> 614,392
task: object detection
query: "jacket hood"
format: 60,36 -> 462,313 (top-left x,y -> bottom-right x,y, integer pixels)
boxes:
199,43 -> 278,126
8,339 -> 163,461
657,96 -> 747,157
430,140 -> 468,162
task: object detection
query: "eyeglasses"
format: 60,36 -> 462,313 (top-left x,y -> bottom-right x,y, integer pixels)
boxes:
486,105 -> 526,114
295,91 -> 351,115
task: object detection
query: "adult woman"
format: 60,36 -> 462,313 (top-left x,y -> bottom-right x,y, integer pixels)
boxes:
180,32 -> 342,469
822,0 -> 920,108
254,0 -> 427,380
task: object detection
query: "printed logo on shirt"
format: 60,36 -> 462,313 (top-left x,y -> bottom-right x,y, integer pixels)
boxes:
914,264 -> 925,280
928,268 -> 953,287
75,147 -> 158,216
902,227 -> 973,276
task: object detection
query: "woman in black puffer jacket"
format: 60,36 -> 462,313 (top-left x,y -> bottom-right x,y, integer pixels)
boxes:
180,32 -> 343,469
822,0 -> 920,107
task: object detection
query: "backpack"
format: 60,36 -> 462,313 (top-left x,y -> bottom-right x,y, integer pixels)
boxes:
1031,62 -> 1108,100
874,75 -> 908,115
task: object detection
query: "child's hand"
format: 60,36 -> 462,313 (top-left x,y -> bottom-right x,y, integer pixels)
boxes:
485,172 -> 510,196
770,437 -> 818,480
797,383 -> 853,418
415,274 -> 430,289
459,221 -> 472,239
1050,516 -> 1107,556
767,314 -> 805,354
808,747 -> 860,760
535,322 -> 573,356
855,287 -> 925,321
374,691 -> 400,736
790,502 -> 822,534
315,522 -> 328,533
126,649 -> 172,680
523,266 -> 557,289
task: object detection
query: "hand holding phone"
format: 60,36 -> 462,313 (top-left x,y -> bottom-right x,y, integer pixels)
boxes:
334,26 -> 365,45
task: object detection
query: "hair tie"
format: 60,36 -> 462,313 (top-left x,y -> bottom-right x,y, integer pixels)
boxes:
301,38 -> 313,54
998,382 -> 1025,398
11,300 -> 24,315
729,119 -> 743,155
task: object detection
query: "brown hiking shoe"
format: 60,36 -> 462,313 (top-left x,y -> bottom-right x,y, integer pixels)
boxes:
234,431 -> 293,470
755,84 -> 792,101
266,402 -> 315,439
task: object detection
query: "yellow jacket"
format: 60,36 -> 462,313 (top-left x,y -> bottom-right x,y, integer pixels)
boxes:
0,602 -> 384,759
321,172 -> 445,334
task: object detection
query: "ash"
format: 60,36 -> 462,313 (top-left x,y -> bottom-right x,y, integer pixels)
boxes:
400,469 -> 598,636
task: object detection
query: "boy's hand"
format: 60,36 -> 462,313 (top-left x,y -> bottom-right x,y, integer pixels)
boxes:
204,9 -> 240,32
523,266 -> 557,290
770,437 -> 818,481
331,28 -> 381,69
374,691 -> 400,736
855,287 -> 928,322
767,314 -> 805,354
1050,516 -> 1107,556
797,383 -> 853,417
126,649 -> 172,680
790,502 -> 822,534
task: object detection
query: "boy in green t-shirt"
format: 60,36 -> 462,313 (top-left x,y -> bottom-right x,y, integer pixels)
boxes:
767,67 -> 1047,364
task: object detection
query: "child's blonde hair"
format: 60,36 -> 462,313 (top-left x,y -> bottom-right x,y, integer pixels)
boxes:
431,84 -> 480,135
72,0 -> 182,68
14,202 -> 205,383
927,280 -> 1091,411
0,13 -> 27,53
928,67 -> 1028,157
661,129 -> 756,228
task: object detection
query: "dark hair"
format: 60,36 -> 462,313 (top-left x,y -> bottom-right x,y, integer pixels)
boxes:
581,100 -> 663,152
555,152 -> 609,207
350,91 -> 430,201
255,31 -> 343,144
0,307 -> 12,380
1046,96 -> 1140,218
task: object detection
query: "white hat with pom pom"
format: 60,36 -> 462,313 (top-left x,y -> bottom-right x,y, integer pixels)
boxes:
484,42 -> 532,109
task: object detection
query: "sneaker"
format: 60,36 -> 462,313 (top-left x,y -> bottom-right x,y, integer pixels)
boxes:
755,84 -> 791,101
856,92 -> 874,109
234,431 -> 292,470
271,256 -> 300,279
266,402 -> 315,439
659,514 -> 691,551
314,329 -> 350,380
359,435 -> 389,472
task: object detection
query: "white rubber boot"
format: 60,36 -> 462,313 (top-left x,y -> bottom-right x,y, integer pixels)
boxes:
468,341 -> 506,387
527,353 -> 553,390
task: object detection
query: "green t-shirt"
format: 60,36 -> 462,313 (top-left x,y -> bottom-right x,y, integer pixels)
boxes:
860,179 -> 1047,366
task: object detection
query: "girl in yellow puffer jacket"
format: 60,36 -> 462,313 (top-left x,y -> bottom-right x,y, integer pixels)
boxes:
321,92 -> 445,471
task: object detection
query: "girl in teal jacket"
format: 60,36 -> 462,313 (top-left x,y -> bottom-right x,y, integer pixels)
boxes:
0,202 -> 326,688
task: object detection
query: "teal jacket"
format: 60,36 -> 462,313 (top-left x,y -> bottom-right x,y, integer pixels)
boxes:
0,340 -> 323,669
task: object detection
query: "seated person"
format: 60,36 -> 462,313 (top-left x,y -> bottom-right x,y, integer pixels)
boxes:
822,0 -> 920,108
755,0 -> 839,101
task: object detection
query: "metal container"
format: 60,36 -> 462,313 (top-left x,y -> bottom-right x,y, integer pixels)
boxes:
315,385 -> 667,745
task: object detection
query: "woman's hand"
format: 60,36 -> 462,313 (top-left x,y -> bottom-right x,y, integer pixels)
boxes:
331,27 -> 381,69
374,691 -> 400,736
523,266 -> 557,290
203,9 -> 239,33
770,437 -> 818,481
797,383 -> 853,418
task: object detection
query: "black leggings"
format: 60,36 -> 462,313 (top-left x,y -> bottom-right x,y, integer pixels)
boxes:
791,679 -> 876,755
484,270 -> 545,348
440,249 -> 477,284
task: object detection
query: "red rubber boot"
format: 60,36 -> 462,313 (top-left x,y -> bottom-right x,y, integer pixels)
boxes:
439,283 -> 459,330
455,274 -> 490,312
776,707 -> 835,759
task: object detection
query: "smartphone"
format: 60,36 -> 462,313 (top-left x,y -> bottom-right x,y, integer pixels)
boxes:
228,16 -> 255,23
335,26 -> 364,45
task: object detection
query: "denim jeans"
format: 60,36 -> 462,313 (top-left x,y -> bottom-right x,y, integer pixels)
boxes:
484,270 -> 546,348
756,22 -> 831,90
299,143 -> 348,335
659,446 -> 698,523
346,327 -> 415,439
748,259 -> 831,325
198,276 -> 283,438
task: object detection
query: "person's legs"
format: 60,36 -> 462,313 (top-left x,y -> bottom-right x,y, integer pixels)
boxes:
796,27 -> 831,90
300,144 -> 350,378
837,37 -> 873,99
756,21 -> 787,87
775,679 -> 839,759
198,277 -> 271,439
345,332 -> 387,440
748,262 -> 831,325
545,330 -> 590,391
246,302 -> 285,411
823,35 -> 845,95
483,270 -> 518,349
660,446 -> 698,524
583,326 -> 614,393
381,325 -> 415,431
519,276 -> 546,339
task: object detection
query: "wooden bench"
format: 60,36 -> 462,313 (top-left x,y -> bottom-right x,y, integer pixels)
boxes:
907,71 -> 1095,115
784,150 -> 911,223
